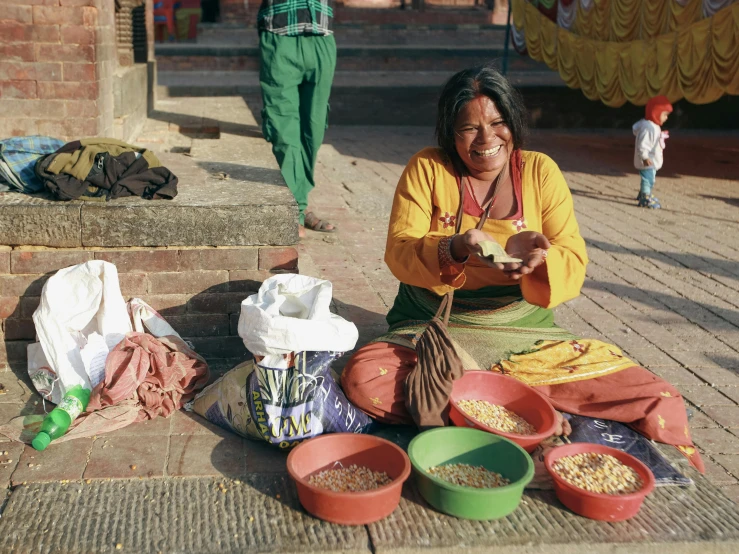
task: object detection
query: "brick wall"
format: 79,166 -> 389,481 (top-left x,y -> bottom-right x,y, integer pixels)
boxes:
0,0 -> 149,142
0,245 -> 299,376
96,0 -> 117,138
221,0 -> 249,23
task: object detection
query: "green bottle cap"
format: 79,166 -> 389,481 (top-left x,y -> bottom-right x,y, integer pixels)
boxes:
32,431 -> 51,451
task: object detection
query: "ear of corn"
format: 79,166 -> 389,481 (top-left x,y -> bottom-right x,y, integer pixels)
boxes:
552,453 -> 643,495
458,399 -> 537,436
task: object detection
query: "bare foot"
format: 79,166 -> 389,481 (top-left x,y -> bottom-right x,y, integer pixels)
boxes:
299,225 -> 306,239
554,411 -> 572,437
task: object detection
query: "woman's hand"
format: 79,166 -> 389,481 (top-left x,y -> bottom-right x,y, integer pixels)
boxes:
554,411 -> 572,437
502,231 -> 551,280
451,229 -> 524,273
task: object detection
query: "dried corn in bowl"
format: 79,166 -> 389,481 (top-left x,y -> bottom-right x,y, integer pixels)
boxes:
287,433 -> 411,525
449,371 -> 558,453
456,399 -> 537,436
544,443 -> 655,522
408,427 -> 534,520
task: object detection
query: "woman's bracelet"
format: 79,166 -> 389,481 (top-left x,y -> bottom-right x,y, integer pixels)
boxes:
439,235 -> 468,267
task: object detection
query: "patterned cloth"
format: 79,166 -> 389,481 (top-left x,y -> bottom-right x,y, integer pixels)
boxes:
257,0 -> 334,36
0,135 -> 65,194
382,284 -> 576,372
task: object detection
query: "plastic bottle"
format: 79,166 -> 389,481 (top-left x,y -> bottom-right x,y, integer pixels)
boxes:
32,385 -> 91,451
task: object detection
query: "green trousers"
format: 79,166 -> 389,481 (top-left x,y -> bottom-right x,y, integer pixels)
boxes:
259,32 -> 337,225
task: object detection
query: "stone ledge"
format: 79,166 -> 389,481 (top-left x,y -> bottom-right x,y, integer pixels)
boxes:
0,148 -> 299,248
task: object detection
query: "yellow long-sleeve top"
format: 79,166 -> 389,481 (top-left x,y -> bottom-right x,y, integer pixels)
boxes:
385,147 -> 588,309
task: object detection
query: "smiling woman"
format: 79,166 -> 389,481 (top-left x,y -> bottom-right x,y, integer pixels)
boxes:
339,65 -> 705,474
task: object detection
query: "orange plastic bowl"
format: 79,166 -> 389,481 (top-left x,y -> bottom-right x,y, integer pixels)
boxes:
544,443 -> 656,521
449,371 -> 558,452
286,433 -> 411,525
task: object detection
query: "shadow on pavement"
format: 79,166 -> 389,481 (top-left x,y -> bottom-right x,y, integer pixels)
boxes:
148,109 -> 263,139
194,160 -> 286,187
572,191 -> 739,224
699,194 -> 739,208
587,238 -> 739,281
583,277 -> 739,336
529,132 -> 739,180
706,353 -> 739,372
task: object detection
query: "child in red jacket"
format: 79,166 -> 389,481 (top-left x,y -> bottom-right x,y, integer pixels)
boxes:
633,96 -> 673,209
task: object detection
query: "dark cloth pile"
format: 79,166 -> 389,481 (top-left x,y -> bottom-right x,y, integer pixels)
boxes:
35,138 -> 178,201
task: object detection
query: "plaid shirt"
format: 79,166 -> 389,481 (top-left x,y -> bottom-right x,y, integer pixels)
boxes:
0,135 -> 65,194
258,0 -> 334,36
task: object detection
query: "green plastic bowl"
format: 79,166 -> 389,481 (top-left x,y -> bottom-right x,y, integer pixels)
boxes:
408,427 -> 534,520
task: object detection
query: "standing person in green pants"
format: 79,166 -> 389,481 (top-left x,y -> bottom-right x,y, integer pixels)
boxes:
258,0 -> 337,237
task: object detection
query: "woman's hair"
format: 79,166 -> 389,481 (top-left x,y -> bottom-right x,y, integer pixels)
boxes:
435,65 -> 528,168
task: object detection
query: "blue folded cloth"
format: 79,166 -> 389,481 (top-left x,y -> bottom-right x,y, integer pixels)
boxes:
564,413 -> 692,486
0,135 -> 65,194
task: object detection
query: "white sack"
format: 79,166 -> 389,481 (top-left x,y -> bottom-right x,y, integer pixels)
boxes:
128,297 -> 182,339
238,274 -> 358,359
30,260 -> 132,402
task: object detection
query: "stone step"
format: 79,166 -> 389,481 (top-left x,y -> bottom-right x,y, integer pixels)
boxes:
157,68 -> 562,96
196,22 -> 508,46
155,43 -> 539,72
232,3 -> 498,25
336,5 -> 497,25
224,3 -> 498,25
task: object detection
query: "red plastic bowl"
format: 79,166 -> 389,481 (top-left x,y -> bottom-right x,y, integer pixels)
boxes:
449,371 -> 558,452
286,433 -> 411,525
544,443 -> 656,521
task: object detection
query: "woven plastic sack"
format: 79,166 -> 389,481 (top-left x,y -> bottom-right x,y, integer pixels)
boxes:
194,274 -> 372,448
193,353 -> 372,449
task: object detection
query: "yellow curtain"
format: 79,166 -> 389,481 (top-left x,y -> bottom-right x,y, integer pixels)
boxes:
513,0 -> 739,106
574,0 -> 706,40
641,1 -> 671,38
669,0 -> 704,32
540,10 -> 560,67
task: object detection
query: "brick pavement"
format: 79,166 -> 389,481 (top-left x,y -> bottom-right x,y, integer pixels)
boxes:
0,108 -> 737,509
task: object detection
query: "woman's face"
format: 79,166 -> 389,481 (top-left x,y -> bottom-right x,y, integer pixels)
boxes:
453,95 -> 512,181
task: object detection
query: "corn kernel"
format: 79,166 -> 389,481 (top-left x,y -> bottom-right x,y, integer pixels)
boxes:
308,464 -> 392,493
552,453 -> 643,495
458,399 -> 537,435
427,463 -> 509,488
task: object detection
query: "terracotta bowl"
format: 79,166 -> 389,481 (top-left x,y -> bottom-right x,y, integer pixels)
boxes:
545,443 -> 655,521
449,370 -> 558,452
287,433 -> 411,525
